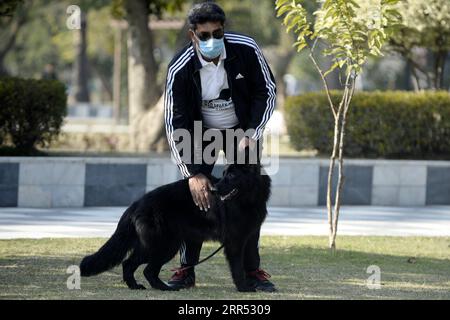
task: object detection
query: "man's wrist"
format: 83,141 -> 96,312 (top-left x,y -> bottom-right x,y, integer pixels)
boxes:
189,173 -> 202,180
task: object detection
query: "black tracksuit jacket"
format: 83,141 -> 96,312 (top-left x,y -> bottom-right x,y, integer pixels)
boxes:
164,32 -> 276,178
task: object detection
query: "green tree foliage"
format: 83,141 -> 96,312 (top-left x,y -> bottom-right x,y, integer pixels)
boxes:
110,0 -> 185,19
0,0 -> 23,17
3,1 -> 111,77
389,0 -> 450,90
276,0 -> 402,77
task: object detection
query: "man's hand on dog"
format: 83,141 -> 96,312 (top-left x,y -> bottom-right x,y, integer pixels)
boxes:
189,173 -> 213,211
238,137 -> 256,151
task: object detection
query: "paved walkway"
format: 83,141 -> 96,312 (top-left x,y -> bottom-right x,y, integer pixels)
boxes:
0,206 -> 449,239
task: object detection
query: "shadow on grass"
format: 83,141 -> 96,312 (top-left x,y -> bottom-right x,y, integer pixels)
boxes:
0,239 -> 448,300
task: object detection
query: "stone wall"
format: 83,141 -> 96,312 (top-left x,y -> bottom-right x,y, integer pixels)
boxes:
0,157 -> 449,207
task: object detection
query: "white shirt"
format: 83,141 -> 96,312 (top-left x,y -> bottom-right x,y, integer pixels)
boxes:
198,47 -> 239,129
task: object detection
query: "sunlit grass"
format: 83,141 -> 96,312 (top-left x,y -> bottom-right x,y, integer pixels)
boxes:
0,236 -> 449,300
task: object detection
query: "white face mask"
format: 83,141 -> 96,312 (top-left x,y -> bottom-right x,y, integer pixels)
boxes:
195,34 -> 225,59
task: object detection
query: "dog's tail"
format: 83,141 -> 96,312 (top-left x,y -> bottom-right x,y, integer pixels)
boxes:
80,203 -> 137,277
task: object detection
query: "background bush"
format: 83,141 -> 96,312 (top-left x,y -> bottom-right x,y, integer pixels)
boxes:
0,77 -> 67,154
285,91 -> 450,159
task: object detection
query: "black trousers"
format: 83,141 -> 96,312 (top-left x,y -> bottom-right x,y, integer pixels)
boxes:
180,126 -> 263,272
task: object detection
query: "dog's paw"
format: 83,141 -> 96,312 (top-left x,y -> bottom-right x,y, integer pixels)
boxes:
129,284 -> 146,290
157,284 -> 178,291
236,286 -> 257,292
162,285 -> 178,291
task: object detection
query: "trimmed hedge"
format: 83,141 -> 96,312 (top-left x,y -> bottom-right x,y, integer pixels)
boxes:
285,91 -> 450,159
0,77 -> 67,153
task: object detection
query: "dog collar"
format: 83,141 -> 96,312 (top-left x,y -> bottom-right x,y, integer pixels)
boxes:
220,188 -> 239,201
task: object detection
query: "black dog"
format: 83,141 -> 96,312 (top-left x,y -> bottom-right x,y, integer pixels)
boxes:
80,160 -> 271,292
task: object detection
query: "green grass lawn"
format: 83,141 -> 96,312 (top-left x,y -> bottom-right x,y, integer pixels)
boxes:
0,236 -> 449,300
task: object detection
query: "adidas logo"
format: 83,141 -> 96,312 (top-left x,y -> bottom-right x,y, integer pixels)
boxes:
235,73 -> 244,80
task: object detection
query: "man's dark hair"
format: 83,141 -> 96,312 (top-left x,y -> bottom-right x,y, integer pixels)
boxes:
188,2 -> 226,30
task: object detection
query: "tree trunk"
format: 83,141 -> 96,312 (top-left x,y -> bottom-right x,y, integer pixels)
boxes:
174,19 -> 190,51
262,31 -> 296,139
72,12 -> 90,103
89,58 -> 113,101
272,49 -> 295,109
125,0 -> 163,152
434,50 -> 447,90
132,94 -> 166,152
147,20 -> 190,152
113,27 -> 122,123
0,3 -> 29,76
125,0 -> 160,114
326,118 -> 339,250
326,73 -> 355,252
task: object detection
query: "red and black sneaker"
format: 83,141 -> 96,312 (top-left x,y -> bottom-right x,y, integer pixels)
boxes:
246,268 -> 277,292
168,266 -> 196,290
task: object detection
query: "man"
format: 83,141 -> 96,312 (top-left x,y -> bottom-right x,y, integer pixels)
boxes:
164,2 -> 276,292
42,63 -> 58,80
